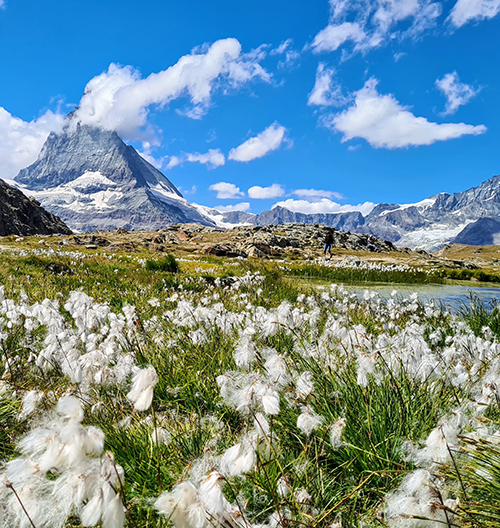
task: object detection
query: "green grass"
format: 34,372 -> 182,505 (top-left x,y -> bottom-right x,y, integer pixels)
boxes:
458,293 -> 500,338
0,247 -> 499,527
287,262 -> 444,285
145,254 -> 179,273
439,268 -> 500,283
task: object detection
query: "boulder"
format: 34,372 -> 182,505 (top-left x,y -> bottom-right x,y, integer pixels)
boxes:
246,246 -> 267,258
202,244 -> 247,258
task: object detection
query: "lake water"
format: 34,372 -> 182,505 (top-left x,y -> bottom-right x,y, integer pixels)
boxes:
344,282 -> 500,311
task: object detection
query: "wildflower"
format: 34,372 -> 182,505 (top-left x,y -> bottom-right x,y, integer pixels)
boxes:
277,476 -> 291,497
297,406 -> 322,436
233,335 -> 256,369
18,390 -> 44,421
155,481 -> 198,527
151,427 -> 171,446
330,418 -> 346,449
127,366 -> 158,411
261,386 -> 280,415
296,371 -> 314,398
220,441 -> 256,477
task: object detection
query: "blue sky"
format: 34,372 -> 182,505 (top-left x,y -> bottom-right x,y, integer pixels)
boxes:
0,0 -> 499,215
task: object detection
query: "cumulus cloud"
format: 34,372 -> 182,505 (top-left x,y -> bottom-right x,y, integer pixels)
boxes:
310,0 -> 442,55
72,38 -> 270,142
186,149 -> 225,168
311,22 -> 367,53
213,202 -> 251,212
248,184 -> 285,199
293,188 -> 344,200
228,123 -> 288,162
448,0 -> 500,27
0,107 -> 64,180
436,71 -> 481,114
273,198 -> 375,215
308,63 -> 348,107
208,182 -> 245,199
326,78 -> 486,148
166,149 -> 225,170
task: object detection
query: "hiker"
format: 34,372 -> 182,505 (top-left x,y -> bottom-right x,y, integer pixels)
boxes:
324,229 -> 333,258
367,235 -> 377,252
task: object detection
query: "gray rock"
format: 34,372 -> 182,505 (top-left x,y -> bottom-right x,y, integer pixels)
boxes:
0,178 -> 72,236
453,217 -> 500,245
202,244 -> 247,258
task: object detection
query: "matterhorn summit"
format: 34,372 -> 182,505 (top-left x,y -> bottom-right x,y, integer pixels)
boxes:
15,121 -> 214,232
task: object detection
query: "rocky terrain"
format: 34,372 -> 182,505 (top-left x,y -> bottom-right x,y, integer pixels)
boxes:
6,222 -> 492,274
0,178 -> 72,236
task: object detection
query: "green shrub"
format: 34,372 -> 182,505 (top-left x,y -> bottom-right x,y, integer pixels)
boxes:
145,254 -> 179,273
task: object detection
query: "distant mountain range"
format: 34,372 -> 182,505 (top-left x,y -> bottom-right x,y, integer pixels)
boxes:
10,121 -> 500,249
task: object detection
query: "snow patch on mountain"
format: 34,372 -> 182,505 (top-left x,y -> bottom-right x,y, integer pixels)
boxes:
396,222 -> 474,251
191,204 -> 255,229
23,171 -> 125,212
379,196 -> 438,217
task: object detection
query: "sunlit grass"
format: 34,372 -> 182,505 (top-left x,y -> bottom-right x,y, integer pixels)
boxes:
1,245 -> 500,527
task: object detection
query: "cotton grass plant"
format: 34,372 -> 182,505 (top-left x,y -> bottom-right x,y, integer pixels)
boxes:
1,248 -> 500,527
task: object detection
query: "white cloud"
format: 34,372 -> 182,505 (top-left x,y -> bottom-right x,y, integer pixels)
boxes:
206,129 -> 217,143
166,155 -> 182,170
310,0 -> 441,55
228,123 -> 287,162
0,1 -> 5,9
270,39 -> 300,68
270,39 -> 293,55
186,149 -> 225,168
273,198 -> 375,216
293,188 -> 344,200
0,107 -> 65,180
311,22 -> 366,53
327,78 -> 486,148
248,184 -> 285,199
208,182 -> 245,199
308,63 -> 348,107
213,202 -> 251,212
166,149 -> 225,170
448,0 -> 500,27
72,38 -> 270,142
436,71 -> 481,114
278,50 -> 300,69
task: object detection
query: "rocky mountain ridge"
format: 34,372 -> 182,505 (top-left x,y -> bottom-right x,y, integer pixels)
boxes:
0,179 -> 72,236
16,123 -> 214,232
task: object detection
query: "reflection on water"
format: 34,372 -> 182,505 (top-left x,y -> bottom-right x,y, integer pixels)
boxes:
344,282 -> 500,310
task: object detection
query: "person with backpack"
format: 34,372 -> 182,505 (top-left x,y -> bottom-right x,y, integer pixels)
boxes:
324,229 -> 333,258
367,235 -> 377,252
